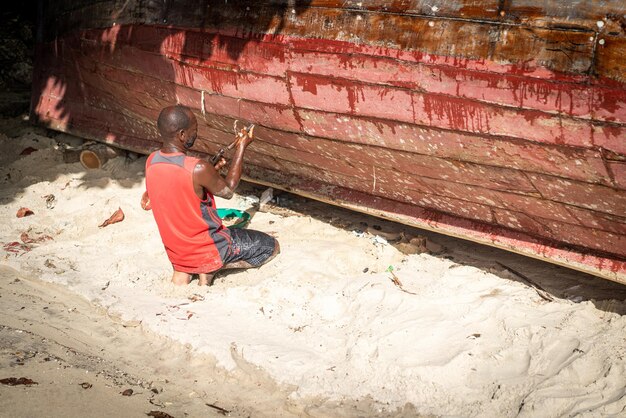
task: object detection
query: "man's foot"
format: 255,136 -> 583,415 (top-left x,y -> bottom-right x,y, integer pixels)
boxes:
198,273 -> 215,286
171,270 -> 191,285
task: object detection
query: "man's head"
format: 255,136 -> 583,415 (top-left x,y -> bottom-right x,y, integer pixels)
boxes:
157,105 -> 198,149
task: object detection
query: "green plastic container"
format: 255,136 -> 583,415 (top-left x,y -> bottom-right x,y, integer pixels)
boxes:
216,208 -> 251,229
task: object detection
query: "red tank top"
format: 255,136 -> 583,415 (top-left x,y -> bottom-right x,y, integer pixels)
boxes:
145,151 -> 231,273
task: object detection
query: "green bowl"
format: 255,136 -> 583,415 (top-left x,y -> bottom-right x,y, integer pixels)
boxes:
216,208 -> 251,229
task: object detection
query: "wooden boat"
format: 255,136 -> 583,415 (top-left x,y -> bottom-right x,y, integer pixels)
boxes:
31,1 -> 626,284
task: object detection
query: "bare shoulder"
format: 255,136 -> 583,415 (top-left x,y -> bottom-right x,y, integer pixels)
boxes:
193,159 -> 216,176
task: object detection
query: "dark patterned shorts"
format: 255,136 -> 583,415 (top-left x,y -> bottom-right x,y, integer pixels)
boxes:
222,228 -> 277,267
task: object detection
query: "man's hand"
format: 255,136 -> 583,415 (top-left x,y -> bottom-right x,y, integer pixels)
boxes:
214,157 -> 227,171
141,191 -> 152,211
235,125 -> 255,150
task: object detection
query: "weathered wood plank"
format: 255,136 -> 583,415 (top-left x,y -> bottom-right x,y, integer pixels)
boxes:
592,124 -> 626,156
45,2 -> 604,78
289,72 -> 595,148
529,173 -> 626,217
270,0 -> 625,31
112,27 -> 625,126
608,161 -> 626,190
288,48 -> 603,121
596,34 -> 626,84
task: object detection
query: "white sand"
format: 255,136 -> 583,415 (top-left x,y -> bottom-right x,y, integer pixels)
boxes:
2,124 -> 626,417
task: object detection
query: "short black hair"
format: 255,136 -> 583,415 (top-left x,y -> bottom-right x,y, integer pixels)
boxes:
157,105 -> 191,137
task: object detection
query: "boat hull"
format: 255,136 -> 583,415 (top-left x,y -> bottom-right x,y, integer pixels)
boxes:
32,1 -> 626,283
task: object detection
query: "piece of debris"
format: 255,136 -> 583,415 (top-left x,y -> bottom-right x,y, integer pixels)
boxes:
121,388 -> 134,396
367,225 -> 401,241
43,194 -> 56,209
496,262 -> 554,302
16,207 -> 34,218
99,207 -> 125,228
395,235 -> 429,255
62,149 -> 82,164
3,242 -> 31,254
206,403 -> 230,416
386,266 -> 417,295
21,232 -> 52,244
259,187 -> 273,212
188,294 -> 205,302
425,240 -> 445,254
19,147 -> 37,156
371,235 -> 388,246
146,412 -> 174,418
80,144 -> 123,169
80,382 -> 93,389
0,377 -> 38,386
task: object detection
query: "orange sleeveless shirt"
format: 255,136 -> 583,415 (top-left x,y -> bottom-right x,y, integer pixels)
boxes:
145,151 -> 232,273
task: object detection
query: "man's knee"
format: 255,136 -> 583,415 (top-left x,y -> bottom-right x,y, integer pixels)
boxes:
271,238 -> 280,257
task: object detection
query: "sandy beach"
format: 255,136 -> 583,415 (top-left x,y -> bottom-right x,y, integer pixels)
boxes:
1,117 -> 626,417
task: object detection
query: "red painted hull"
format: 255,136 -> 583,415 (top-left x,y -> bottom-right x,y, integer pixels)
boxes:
32,1 -> 626,283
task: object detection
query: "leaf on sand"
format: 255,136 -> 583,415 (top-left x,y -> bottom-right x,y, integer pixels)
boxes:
20,147 -> 38,155
147,412 -> 175,418
21,232 -> 53,244
99,207 -> 125,228
3,241 -> 31,254
16,207 -> 34,218
0,377 -> 38,386
121,388 -> 133,396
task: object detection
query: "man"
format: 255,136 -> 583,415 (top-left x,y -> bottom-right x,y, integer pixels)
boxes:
142,105 -> 279,285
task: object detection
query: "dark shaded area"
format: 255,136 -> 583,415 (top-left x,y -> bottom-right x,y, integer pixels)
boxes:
0,2 -> 36,116
0,0 -> 312,203
30,0 -> 313,148
239,181 -> 626,311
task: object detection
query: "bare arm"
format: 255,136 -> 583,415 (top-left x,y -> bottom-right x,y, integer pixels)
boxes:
193,133 -> 254,199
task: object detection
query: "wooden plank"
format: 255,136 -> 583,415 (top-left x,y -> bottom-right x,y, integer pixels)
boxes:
296,109 -> 612,185
275,0 -> 502,20
607,161 -> 626,190
45,3 -> 599,76
593,124 -> 626,156
289,72 -> 594,148
288,47 -> 601,121
115,27 -> 625,126
508,1 -> 626,29
44,1 -> 626,86
271,0 -> 625,31
596,34 -> 626,84
492,207 -> 626,257
529,173 -> 626,217
566,204 -> 626,235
